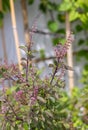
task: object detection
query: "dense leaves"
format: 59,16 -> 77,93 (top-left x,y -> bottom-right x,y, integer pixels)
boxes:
0,0 -> 88,129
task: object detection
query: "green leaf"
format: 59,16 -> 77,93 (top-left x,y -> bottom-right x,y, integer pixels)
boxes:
37,96 -> 46,103
23,123 -> 29,130
39,49 -> 45,59
72,87 -> 80,98
59,38 -> 66,45
69,10 -> 79,22
53,38 -> 65,46
6,123 -> 11,130
58,2 -> 72,11
78,39 -> 85,45
75,24 -> 83,32
77,50 -> 88,59
0,11 -> 4,20
52,37 -> 60,46
84,64 -> 88,70
2,0 -> 10,12
31,50 -> 38,53
79,14 -> 87,23
36,69 -> 43,76
57,14 -> 65,23
28,0 -> 34,5
48,64 -> 54,68
49,96 -> 55,103
39,3 -> 47,13
19,45 -> 27,52
6,86 -> 17,95
48,21 -> 58,32
57,28 -> 65,34
14,125 -> 19,130
45,110 -> 53,118
47,2 -> 57,11
0,11 -> 4,27
79,14 -> 88,29
0,19 -> 3,27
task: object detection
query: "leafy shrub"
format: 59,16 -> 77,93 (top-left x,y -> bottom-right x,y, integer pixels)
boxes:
0,29 -> 88,130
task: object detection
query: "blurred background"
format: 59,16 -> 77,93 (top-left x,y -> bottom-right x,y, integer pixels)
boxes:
0,0 -> 88,91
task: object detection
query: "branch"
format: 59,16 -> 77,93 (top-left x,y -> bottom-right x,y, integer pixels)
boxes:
32,56 -> 55,63
5,97 -> 23,122
29,28 -> 60,37
50,65 -> 58,85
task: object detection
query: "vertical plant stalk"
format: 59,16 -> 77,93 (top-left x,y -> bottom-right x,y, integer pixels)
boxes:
21,0 -> 30,45
6,97 -> 23,122
10,0 -> 22,71
26,53 -> 29,82
65,12 -> 74,94
50,65 -> 58,85
0,0 -> 11,86
0,0 -> 8,61
1,26 -> 8,61
21,0 -> 31,82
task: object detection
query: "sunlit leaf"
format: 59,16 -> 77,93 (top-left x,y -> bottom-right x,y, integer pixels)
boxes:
19,45 -> 27,52
6,86 -> 17,95
58,2 -> 72,11
37,96 -> 46,103
48,21 -> 58,32
48,64 -> 54,68
69,10 -> 79,21
23,123 -> 29,130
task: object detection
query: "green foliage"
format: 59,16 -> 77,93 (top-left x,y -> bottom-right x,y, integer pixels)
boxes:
2,0 -> 10,12
0,11 -> 4,27
0,11 -> 4,19
0,0 -> 88,129
39,0 -> 57,13
0,0 -> 12,27
69,10 -> 79,21
47,21 -> 58,32
52,37 -> 60,46
57,1 -> 72,11
0,44 -> 88,130
57,13 -> 65,23
75,24 -> 83,32
77,50 -> 88,60
28,0 -> 35,5
39,0 -> 48,13
39,49 -> 45,59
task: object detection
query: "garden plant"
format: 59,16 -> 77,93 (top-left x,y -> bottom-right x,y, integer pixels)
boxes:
0,22 -> 88,130
0,0 -> 88,130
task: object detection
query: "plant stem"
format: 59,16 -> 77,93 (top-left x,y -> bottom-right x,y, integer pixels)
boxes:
50,65 -> 58,85
6,97 -> 23,122
26,51 -> 29,82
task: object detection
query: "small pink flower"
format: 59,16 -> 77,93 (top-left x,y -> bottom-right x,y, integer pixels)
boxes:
30,86 -> 38,105
15,90 -> 24,101
1,105 -> 8,114
54,32 -> 74,59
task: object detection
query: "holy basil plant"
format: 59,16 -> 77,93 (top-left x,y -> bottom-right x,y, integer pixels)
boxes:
0,15 -> 88,129
0,23 -> 76,130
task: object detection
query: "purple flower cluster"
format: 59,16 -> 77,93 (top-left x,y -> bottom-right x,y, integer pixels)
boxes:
30,14 -> 40,46
0,62 -> 18,72
15,73 -> 26,83
30,86 -> 38,105
54,44 -> 65,59
53,32 -> 74,80
54,32 -> 74,60
15,90 -> 24,102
